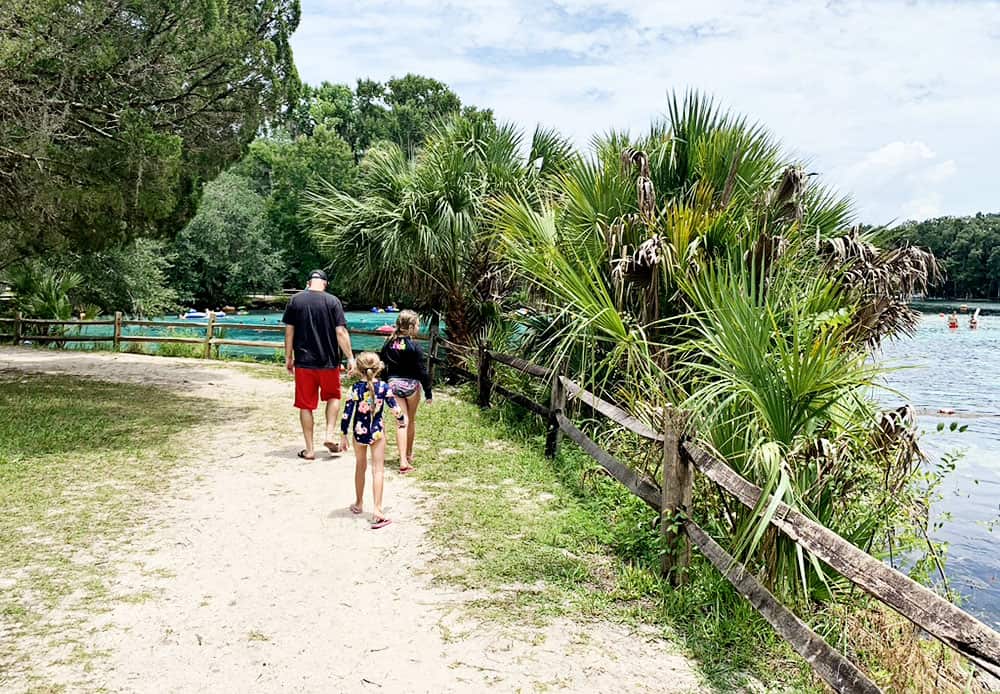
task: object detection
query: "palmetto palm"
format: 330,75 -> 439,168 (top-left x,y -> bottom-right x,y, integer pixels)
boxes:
307,114 -> 573,345
497,93 -> 841,387
496,92 -> 936,599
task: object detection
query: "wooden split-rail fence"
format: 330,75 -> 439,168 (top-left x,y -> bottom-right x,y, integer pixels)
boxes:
4,312 -> 998,690
441,340 -> 1000,694
0,312 -> 442,381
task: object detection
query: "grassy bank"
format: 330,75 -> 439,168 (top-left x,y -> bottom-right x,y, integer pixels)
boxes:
0,375 -> 212,685
411,383 -> 986,692
412,385 -> 811,692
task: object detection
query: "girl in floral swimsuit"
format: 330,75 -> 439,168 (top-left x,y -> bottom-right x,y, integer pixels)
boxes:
340,352 -> 406,529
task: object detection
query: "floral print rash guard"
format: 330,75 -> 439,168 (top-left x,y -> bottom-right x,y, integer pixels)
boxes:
341,380 -> 405,445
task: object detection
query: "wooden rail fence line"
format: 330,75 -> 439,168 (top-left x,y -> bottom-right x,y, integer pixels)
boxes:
0,312 -> 440,371
436,340 -> 1000,693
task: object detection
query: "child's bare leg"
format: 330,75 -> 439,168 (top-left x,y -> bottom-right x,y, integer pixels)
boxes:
371,437 -> 386,520
405,393 -> 420,461
352,441 -> 367,512
394,415 -> 408,469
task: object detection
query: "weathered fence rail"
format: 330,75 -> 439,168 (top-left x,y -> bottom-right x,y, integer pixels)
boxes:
439,340 -> 1000,692
1,312 -> 438,367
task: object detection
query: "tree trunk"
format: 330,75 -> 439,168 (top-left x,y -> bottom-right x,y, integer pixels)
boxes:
444,295 -> 474,347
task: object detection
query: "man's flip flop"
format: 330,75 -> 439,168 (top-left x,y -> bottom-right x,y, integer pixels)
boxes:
324,441 -> 341,454
350,503 -> 363,514
371,518 -> 392,530
398,465 -> 415,475
297,450 -> 315,460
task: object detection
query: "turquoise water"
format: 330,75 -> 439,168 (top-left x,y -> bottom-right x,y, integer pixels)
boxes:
77,310 -> 421,358
881,311 -> 1000,628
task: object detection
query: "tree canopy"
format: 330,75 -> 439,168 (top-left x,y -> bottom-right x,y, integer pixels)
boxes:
286,74 -> 490,161
307,115 -> 574,344
880,212 -> 1000,299
170,172 -> 285,307
234,128 -> 356,287
0,0 -> 301,269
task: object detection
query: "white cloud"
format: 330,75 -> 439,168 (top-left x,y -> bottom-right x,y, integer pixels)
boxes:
841,141 -> 960,223
291,0 -> 1000,223
922,159 -> 958,184
860,142 -> 936,171
902,194 -> 944,221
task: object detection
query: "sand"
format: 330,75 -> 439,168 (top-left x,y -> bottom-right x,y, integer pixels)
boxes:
0,348 -> 703,693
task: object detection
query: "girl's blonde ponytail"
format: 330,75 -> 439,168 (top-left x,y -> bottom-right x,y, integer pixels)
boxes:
365,367 -> 376,405
355,351 -> 383,405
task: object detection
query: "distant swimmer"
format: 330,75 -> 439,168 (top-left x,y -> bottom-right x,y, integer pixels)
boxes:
970,307 -> 981,330
948,312 -> 959,329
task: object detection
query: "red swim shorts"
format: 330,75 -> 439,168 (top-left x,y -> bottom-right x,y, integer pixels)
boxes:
294,367 -> 342,410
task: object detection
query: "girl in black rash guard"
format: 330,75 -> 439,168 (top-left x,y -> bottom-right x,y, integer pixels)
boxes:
379,310 -> 433,473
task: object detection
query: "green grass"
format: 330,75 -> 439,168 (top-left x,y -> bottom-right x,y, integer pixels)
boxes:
0,375 -> 213,682
413,385 -> 818,692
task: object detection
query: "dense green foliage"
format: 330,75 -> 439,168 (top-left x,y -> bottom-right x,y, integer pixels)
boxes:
307,115 -> 573,344
1,62 -> 486,314
880,212 -> 1000,298
0,0 -> 301,269
286,75 -> 489,160
170,172 -> 284,307
6,264 -> 82,322
492,94 -> 937,604
234,129 -> 356,286
64,239 -> 179,318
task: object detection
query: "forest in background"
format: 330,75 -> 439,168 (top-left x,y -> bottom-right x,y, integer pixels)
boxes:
1,0 -> 487,314
3,0 -> 994,313
881,213 -> 1000,299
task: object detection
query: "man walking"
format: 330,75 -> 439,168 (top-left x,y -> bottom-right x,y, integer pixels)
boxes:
282,270 -> 355,460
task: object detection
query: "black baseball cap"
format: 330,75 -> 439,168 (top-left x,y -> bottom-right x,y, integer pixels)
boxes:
308,269 -> 328,282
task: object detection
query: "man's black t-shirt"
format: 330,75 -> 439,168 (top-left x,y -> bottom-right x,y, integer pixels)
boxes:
281,290 -> 348,369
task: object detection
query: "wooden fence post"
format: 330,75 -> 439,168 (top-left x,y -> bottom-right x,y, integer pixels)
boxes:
477,342 -> 493,408
14,311 -> 22,345
428,312 -> 440,384
113,311 -> 122,351
203,312 -> 216,359
661,406 -> 692,585
545,371 -> 566,459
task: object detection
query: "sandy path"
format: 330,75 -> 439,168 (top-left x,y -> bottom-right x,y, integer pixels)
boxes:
2,348 -> 703,693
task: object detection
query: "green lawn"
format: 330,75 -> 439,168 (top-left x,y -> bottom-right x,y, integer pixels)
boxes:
413,385 -> 812,692
0,375 -> 210,683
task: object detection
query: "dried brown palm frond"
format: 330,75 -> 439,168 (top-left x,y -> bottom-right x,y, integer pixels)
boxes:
621,147 -> 657,218
621,146 -> 651,179
745,233 -> 788,278
820,228 -> 943,345
637,176 -> 656,218
871,405 -> 922,464
768,165 -> 808,225
635,234 -> 664,268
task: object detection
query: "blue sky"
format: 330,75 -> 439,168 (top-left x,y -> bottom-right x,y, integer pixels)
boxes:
291,0 -> 1000,224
